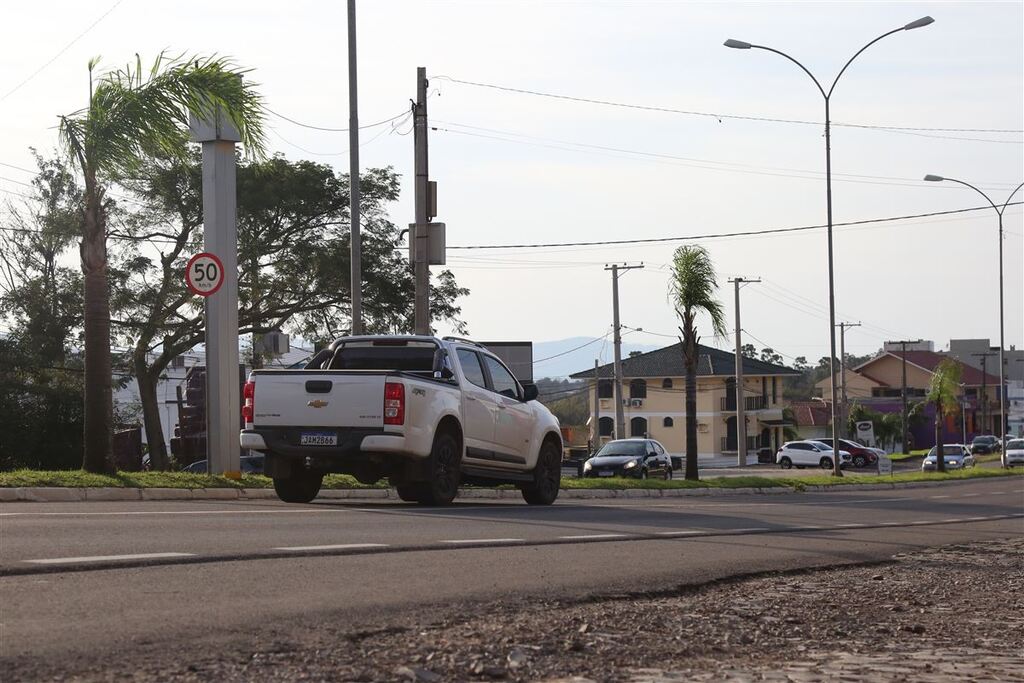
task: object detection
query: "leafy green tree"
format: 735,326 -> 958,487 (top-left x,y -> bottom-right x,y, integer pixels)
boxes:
740,343 -> 757,358
793,356 -> 809,371
111,157 -> 467,468
668,245 -> 727,480
58,53 -> 265,473
927,358 -> 963,473
759,347 -> 783,365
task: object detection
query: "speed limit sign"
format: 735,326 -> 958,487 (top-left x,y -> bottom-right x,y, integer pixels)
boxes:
185,252 -> 225,296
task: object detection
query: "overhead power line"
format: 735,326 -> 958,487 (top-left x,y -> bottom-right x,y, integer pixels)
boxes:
448,203 -> 1022,250
265,107 -> 409,133
434,76 -> 1023,138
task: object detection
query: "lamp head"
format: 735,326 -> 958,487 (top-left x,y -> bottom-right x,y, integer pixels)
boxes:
923,174 -> 945,182
724,39 -> 752,49
904,16 -> 935,30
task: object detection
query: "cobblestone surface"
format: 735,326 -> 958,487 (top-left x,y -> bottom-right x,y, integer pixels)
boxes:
11,538 -> 1024,682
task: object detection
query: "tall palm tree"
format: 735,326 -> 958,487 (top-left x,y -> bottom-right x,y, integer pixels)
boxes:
927,358 -> 962,473
668,245 -> 727,480
59,54 -> 265,473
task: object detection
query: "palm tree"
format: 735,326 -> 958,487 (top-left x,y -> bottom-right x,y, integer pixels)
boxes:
927,358 -> 963,473
668,245 -> 727,480
59,54 -> 265,473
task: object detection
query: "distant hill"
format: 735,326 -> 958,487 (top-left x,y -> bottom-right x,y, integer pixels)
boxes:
532,337 -> 662,380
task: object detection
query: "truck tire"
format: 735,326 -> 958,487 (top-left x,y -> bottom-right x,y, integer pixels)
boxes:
273,471 -> 323,504
395,483 -> 421,503
415,431 -> 461,506
521,439 -> 561,505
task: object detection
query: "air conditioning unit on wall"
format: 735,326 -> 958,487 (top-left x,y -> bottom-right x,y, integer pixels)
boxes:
630,399 -> 643,408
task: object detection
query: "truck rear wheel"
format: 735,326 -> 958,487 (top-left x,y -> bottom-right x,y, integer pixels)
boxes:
521,440 -> 561,505
273,471 -> 323,504
395,483 -> 421,502
415,431 -> 461,506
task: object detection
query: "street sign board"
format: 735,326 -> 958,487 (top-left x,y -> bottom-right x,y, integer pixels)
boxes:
877,455 -> 893,476
185,252 -> 225,297
856,420 -> 876,447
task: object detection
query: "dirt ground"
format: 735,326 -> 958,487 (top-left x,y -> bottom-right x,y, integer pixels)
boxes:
12,537 -> 1024,682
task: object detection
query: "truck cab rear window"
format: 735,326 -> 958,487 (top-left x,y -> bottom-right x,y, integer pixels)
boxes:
328,347 -> 435,372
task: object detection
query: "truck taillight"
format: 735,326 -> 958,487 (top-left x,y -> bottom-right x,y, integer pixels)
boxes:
242,380 -> 255,425
384,382 -> 405,425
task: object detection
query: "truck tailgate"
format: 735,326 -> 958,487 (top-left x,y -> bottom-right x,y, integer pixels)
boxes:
252,371 -> 386,429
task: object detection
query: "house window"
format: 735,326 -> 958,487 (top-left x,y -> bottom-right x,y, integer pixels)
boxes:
662,378 -> 673,389
762,377 -> 768,403
599,416 -> 614,437
629,379 -> 647,399
772,377 -> 777,403
630,417 -> 648,438
597,379 -> 614,399
171,355 -> 185,369
663,417 -> 674,428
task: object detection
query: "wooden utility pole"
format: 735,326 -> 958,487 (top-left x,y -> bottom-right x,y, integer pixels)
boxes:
605,263 -> 644,439
889,340 -> 922,455
836,322 -> 861,438
729,277 -> 760,466
412,67 -> 430,334
592,359 -> 600,452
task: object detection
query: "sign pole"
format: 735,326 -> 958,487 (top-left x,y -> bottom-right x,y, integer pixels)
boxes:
190,106 -> 241,478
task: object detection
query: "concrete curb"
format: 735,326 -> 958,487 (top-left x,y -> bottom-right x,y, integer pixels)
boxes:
1,476 -> 1014,503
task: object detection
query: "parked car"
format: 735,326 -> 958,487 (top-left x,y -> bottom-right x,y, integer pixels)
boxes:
815,438 -> 879,468
922,444 -> 975,471
1003,438 -> 1024,467
582,438 -> 674,480
970,435 -> 1001,455
182,454 -> 265,475
776,441 -> 852,470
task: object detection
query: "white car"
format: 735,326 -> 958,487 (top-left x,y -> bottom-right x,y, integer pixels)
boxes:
922,444 -> 975,471
1004,438 -> 1024,467
241,336 -> 563,506
776,441 -> 852,470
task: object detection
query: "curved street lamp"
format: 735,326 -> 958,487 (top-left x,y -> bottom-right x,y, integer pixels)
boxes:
724,17 -> 934,476
924,175 -> 1024,457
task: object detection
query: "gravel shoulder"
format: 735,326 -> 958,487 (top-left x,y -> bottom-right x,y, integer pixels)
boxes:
8,537 -> 1022,682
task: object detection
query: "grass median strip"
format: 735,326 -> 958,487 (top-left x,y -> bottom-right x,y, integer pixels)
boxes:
0,465 -> 1019,493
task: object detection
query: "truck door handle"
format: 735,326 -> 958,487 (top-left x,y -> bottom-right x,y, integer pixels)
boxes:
466,396 -> 477,402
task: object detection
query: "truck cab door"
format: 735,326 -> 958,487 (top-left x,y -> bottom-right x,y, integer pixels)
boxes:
455,349 -> 498,458
481,355 -> 533,465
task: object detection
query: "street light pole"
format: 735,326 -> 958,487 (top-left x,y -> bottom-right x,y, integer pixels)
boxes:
923,176 -> 1024,458
725,16 -> 934,477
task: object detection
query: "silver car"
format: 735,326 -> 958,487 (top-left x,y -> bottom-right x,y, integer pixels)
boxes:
922,444 -> 975,471
1004,439 -> 1024,467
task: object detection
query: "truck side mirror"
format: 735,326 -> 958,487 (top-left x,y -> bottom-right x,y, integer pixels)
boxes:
432,348 -> 453,379
522,384 -> 539,402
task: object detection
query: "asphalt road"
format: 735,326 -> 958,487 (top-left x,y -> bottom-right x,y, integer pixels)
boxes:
1,477 -> 1022,675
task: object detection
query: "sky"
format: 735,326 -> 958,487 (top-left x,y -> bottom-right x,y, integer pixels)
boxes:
1,1 -> 1021,375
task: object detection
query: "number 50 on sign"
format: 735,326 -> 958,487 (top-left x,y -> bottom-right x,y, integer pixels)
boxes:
185,252 -> 225,296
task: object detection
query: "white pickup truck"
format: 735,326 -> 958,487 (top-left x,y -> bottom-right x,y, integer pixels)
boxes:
240,336 -> 563,506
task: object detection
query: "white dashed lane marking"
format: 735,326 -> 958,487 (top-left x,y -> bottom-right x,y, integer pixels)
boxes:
26,552 -> 194,565
558,534 -> 629,540
441,538 -> 525,544
272,543 -> 388,552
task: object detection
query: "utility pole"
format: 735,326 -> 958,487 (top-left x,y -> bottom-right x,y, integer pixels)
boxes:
973,352 -> 996,435
347,0 -> 362,335
606,263 -> 644,439
592,359 -> 600,452
412,67 -> 430,335
836,322 -> 861,438
729,277 -> 760,466
890,340 -> 922,454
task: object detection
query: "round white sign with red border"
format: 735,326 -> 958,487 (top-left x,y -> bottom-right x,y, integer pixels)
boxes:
185,252 -> 225,297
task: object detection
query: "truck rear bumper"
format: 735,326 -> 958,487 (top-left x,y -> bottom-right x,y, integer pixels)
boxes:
240,431 -> 268,450
240,428 -> 421,460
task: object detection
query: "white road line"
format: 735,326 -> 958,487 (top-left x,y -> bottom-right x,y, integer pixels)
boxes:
25,552 -> 194,565
558,533 -> 629,540
441,538 -> 524,544
272,543 -> 388,552
655,530 -> 704,536
727,527 -> 770,532
960,493 -> 981,498
799,525 -> 824,530
0,509 -> 348,518
931,495 -> 952,499
836,523 -> 866,528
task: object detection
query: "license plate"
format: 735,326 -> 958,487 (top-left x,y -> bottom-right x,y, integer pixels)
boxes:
300,431 -> 337,446
598,470 -> 614,477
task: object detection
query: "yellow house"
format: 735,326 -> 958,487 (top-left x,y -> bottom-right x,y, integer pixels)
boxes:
570,343 -> 799,457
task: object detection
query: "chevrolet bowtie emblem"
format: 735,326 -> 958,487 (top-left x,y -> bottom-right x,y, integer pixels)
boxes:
307,399 -> 329,408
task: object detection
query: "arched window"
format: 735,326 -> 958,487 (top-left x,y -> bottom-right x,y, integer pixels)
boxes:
663,417 -> 674,428
662,378 -> 673,389
598,416 -> 614,437
629,379 -> 647,399
630,417 -> 648,438
597,379 -> 614,399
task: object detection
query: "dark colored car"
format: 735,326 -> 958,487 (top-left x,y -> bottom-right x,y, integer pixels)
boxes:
970,435 -> 1000,455
582,439 -> 674,480
182,454 -> 265,475
816,438 -> 878,468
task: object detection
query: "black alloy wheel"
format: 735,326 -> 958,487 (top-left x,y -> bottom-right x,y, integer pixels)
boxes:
522,440 -> 561,505
416,431 -> 461,506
